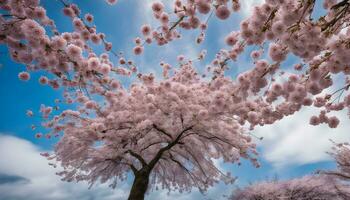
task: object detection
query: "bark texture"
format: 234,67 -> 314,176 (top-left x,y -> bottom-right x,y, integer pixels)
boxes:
127,169 -> 150,200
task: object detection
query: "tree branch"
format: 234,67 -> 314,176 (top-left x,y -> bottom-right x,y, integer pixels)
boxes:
105,158 -> 138,174
140,141 -> 165,152
169,15 -> 185,32
126,150 -> 147,167
153,124 -> 173,139
322,171 -> 350,180
183,147 -> 209,179
167,153 -> 203,189
148,126 -> 193,169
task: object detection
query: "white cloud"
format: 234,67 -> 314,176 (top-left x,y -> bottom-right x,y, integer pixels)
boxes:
136,0 -> 173,26
0,134 -> 129,200
250,73 -> 350,168
240,0 -> 265,17
252,107 -> 350,168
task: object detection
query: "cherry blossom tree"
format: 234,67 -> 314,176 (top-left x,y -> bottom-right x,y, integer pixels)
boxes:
2,0 -> 350,200
321,142 -> 350,181
230,141 -> 350,200
229,175 -> 350,200
41,63 -> 261,200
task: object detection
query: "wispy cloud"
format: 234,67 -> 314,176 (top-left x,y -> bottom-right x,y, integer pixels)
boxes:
240,0 -> 265,17
0,134 -> 129,200
252,107 -> 350,168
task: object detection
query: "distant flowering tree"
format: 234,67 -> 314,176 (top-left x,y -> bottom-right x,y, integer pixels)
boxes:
322,142 -> 350,181
1,0 -> 350,200
229,175 -> 350,200
231,141 -> 350,200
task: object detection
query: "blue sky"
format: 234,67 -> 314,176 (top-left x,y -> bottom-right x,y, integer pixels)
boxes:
0,0 -> 349,199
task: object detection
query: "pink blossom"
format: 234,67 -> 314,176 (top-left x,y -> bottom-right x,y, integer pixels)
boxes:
90,34 -> 101,44
66,44 -> 82,61
225,32 -> 239,46
63,7 -> 75,17
294,63 -> 303,71
134,37 -> 142,45
106,0 -> 117,5
133,46 -> 144,55
26,110 -> 33,117
35,7 -> 46,19
232,2 -> 241,12
216,5 -> 230,20
160,12 -> 169,24
88,57 -> 100,70
271,21 -> 286,35
104,42 -> 112,51
328,116 -> 340,128
250,50 -> 261,60
141,24 -> 151,36
152,2 -> 164,13
39,76 -> 48,85
118,57 -> 126,65
110,80 -> 120,89
100,64 -> 111,75
40,152 -> 50,157
85,13 -> 94,22
309,115 -> 320,125
344,95 -> 350,106
18,72 -> 30,81
197,1 -> 211,14
85,101 -> 96,109
72,18 -> 84,30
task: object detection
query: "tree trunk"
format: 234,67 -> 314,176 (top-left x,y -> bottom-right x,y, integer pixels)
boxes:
127,170 -> 150,200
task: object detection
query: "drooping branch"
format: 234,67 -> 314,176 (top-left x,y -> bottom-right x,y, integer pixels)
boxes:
126,150 -> 147,168
322,171 -> 350,180
148,126 -> 193,169
105,158 -> 137,174
166,153 -> 204,189
182,147 -> 209,180
140,141 -> 165,152
152,124 -> 173,140
183,129 -> 237,148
